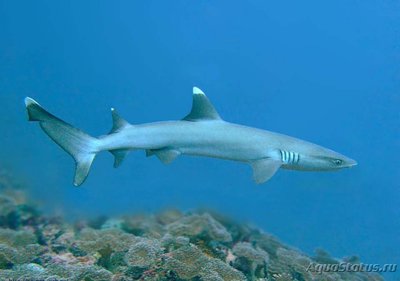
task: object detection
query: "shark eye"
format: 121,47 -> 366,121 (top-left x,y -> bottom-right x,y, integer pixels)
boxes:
332,159 -> 343,165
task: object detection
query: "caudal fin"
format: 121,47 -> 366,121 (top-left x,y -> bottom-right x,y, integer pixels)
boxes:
25,97 -> 100,186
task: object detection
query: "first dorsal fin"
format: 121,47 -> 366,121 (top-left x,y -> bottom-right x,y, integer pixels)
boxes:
183,87 -> 221,121
110,108 -> 129,134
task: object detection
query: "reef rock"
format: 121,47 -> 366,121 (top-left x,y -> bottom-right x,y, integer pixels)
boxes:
0,172 -> 386,281
167,213 -> 232,243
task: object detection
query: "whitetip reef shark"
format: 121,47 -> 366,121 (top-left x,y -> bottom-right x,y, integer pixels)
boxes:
25,87 -> 357,186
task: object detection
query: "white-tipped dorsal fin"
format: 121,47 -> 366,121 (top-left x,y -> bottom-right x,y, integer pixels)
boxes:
193,86 -> 205,95
183,87 -> 221,121
110,108 -> 130,133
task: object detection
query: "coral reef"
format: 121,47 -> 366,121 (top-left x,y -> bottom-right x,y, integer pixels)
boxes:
0,171 -> 385,281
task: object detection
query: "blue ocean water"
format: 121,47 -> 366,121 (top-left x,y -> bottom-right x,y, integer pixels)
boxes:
0,1 -> 399,280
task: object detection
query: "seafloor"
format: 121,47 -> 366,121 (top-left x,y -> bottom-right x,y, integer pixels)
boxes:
0,171 -> 384,281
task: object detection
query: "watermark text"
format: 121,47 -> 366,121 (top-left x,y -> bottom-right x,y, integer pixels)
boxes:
306,262 -> 397,274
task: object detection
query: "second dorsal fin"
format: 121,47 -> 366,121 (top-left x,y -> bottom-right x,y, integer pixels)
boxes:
183,87 -> 221,121
110,108 -> 130,134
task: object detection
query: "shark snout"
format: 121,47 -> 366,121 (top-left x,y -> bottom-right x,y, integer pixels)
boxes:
344,157 -> 357,168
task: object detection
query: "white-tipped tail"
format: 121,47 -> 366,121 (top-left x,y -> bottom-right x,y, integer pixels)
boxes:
25,97 -> 100,186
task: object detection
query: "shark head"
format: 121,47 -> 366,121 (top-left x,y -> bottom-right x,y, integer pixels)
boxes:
297,147 -> 357,171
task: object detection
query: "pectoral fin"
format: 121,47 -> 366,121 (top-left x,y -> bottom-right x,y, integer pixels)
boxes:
251,158 -> 281,184
147,148 -> 181,164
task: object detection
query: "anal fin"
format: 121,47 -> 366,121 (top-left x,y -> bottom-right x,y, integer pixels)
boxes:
146,149 -> 155,157
251,158 -> 281,184
110,149 -> 130,168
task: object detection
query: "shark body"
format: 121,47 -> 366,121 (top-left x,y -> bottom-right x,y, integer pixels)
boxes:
25,87 -> 356,186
